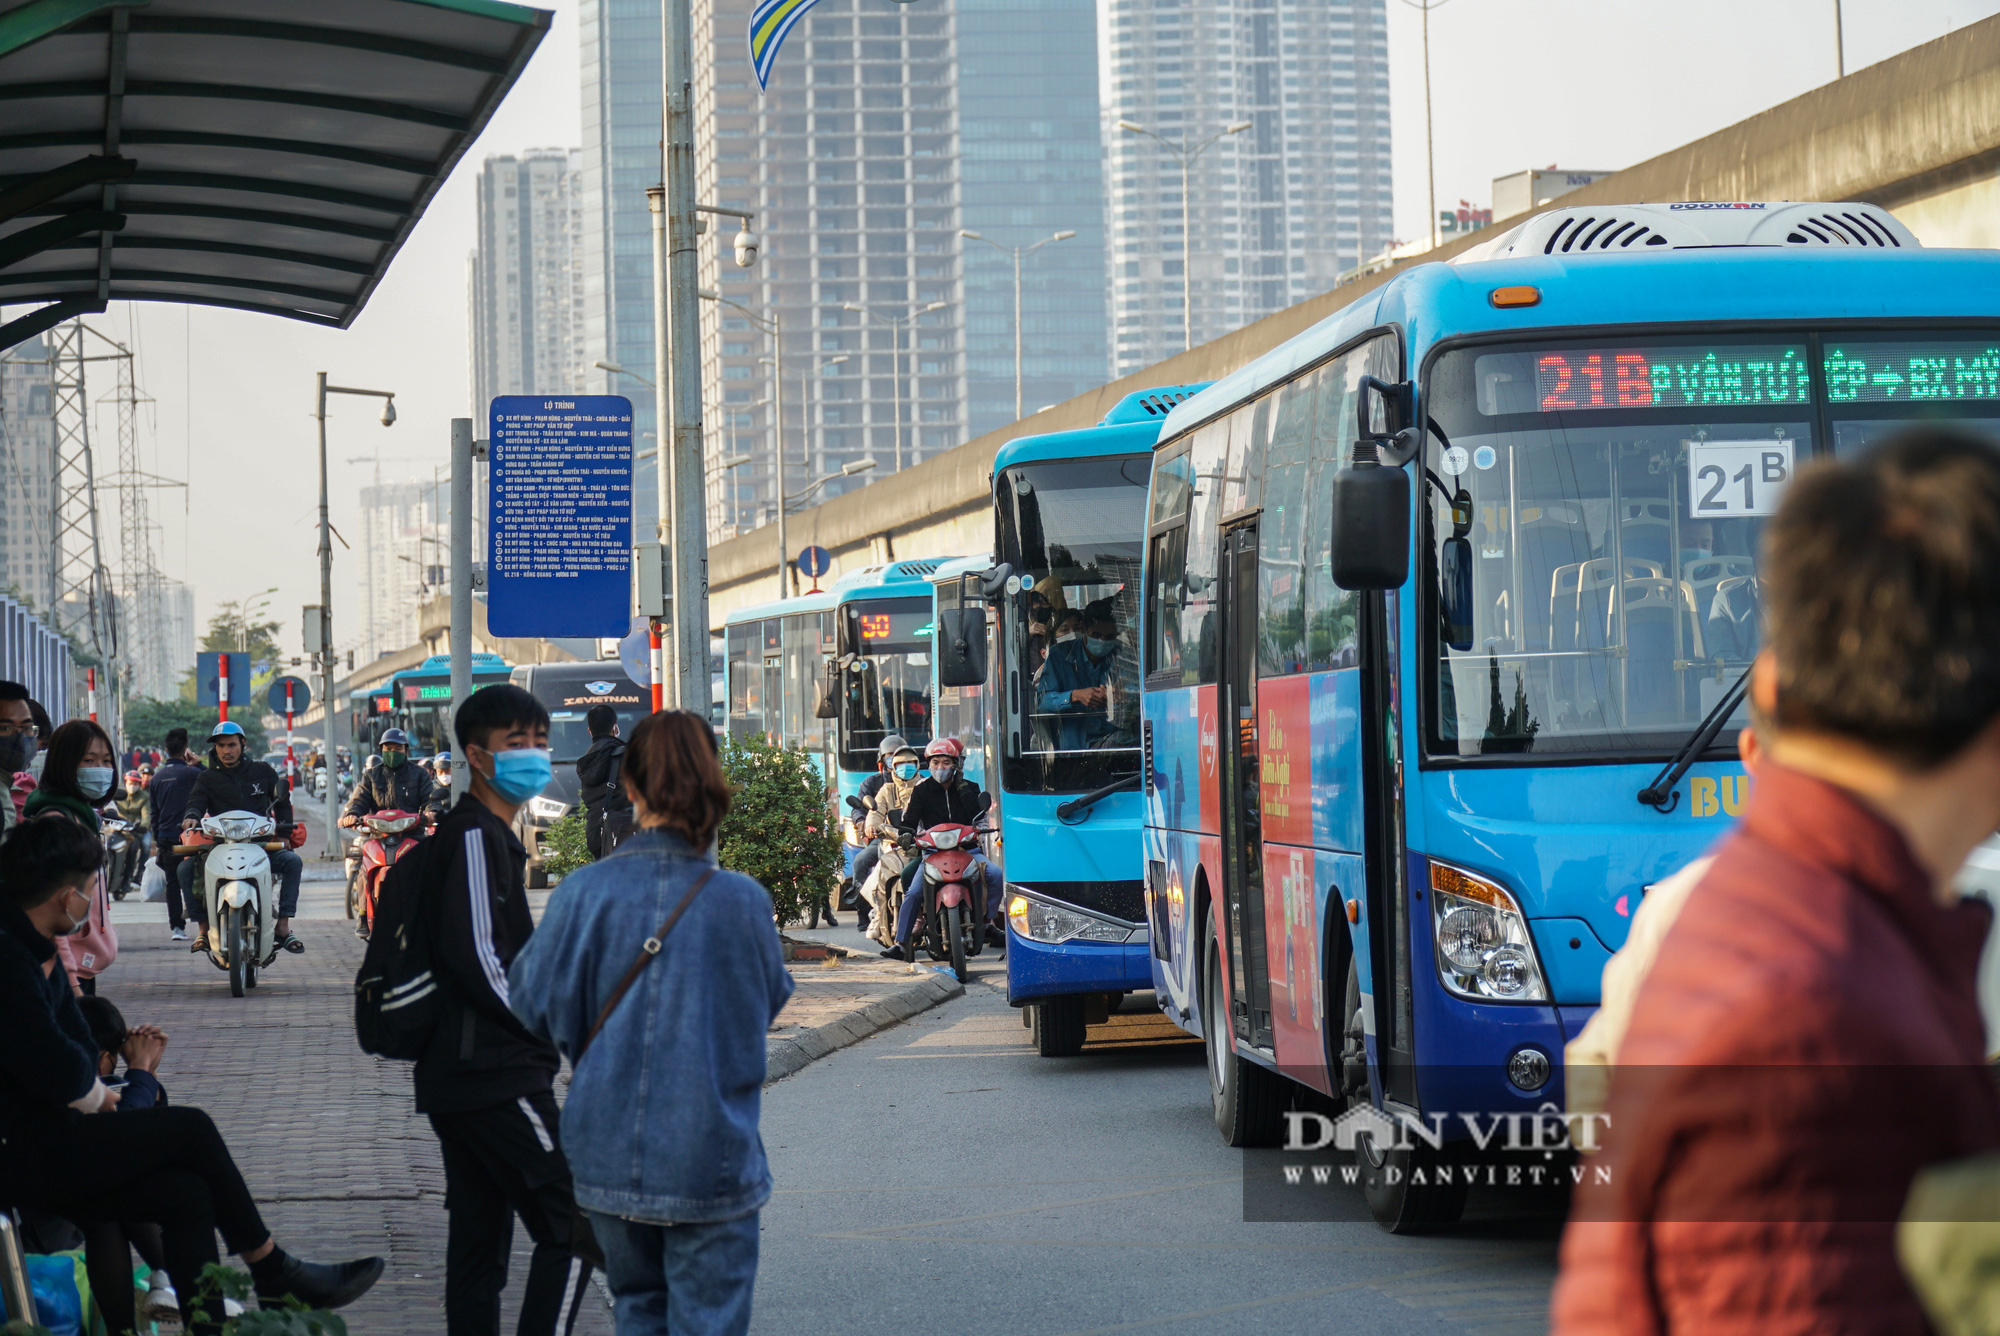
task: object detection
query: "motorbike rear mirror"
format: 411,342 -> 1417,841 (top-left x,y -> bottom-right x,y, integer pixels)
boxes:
936,605 -> 988,688
844,794 -> 867,813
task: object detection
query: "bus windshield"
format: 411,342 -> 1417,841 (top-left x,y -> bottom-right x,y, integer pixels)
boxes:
1424,337 -> 1802,758
997,455 -> 1149,793
835,597 -> 931,770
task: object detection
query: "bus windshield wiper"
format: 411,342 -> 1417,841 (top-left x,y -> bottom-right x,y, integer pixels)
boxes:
1637,665 -> 1753,812
1056,772 -> 1141,824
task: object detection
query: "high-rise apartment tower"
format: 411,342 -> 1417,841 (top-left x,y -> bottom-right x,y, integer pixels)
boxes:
1101,0 -> 1393,378
470,149 -> 587,412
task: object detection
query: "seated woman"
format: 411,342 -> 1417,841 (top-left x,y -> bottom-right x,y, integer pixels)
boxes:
0,814 -> 385,1334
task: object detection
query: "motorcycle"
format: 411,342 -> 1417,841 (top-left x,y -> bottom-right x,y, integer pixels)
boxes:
908,817 -> 993,984
100,816 -> 143,902
173,810 -> 289,998
351,809 -> 423,939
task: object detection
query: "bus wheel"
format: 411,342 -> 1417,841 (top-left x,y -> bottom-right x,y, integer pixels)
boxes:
1204,928 -> 1285,1147
1345,957 -> 1467,1233
1032,997 -> 1086,1057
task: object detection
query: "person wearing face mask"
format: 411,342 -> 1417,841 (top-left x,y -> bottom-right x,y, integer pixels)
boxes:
10,696 -> 53,822
843,734 -> 909,936
0,816 -> 386,1333
179,721 -> 304,956
28,719 -> 123,993
882,737 -> 1002,960
339,727 -> 445,836
1037,601 -> 1120,752
858,744 -> 924,945
411,683 -> 594,1336
0,680 -> 39,837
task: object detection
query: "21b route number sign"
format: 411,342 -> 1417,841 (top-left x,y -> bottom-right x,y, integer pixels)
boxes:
1686,439 -> 1793,518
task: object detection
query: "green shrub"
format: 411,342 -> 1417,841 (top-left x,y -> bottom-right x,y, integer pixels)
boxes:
718,734 -> 844,926
540,810 -> 592,881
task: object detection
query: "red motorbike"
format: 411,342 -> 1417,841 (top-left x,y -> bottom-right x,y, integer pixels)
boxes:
911,819 -> 991,984
353,809 -> 423,939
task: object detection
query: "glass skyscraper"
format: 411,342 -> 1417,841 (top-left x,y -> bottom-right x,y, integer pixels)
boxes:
579,0 -> 663,537
956,0 -> 1107,437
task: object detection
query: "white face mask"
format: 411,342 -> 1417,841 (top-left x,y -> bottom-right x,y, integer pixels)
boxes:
77,766 -> 115,801
1055,632 -> 1078,644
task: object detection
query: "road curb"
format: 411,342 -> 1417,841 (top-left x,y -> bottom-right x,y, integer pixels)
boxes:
766,968 -> 963,1085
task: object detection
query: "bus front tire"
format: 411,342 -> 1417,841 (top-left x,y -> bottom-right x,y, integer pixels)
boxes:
1204,929 -> 1286,1147
1032,996 -> 1087,1057
1344,956 -> 1467,1233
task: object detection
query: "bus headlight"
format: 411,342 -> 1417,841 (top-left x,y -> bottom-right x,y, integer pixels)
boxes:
1429,860 -> 1547,1002
1006,889 -> 1134,945
844,817 -> 868,848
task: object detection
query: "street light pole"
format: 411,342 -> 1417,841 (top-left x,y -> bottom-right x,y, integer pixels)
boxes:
1396,0 -> 1452,253
313,373 -> 396,857
960,229 -> 1074,421
843,300 -> 947,471
1117,120 -> 1251,352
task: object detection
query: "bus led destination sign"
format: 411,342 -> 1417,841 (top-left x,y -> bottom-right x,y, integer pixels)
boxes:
1824,340 -> 2000,402
1525,345 -> 1810,412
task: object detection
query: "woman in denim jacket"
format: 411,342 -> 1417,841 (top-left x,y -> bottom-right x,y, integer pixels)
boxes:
510,711 -> 793,1336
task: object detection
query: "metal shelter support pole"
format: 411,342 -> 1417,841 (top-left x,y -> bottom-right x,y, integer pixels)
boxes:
648,185 -> 674,698
773,310 -> 787,600
450,417 -> 475,802
315,373 -> 337,857
663,0 -> 709,714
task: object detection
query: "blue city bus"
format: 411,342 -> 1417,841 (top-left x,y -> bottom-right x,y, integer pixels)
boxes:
384,653 -> 514,758
723,559 -> 947,873
974,385 -> 1209,1056
353,685 -> 394,755
1136,202 -> 1990,1229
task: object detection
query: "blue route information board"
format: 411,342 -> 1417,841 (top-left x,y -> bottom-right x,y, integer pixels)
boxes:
488,395 -> 634,638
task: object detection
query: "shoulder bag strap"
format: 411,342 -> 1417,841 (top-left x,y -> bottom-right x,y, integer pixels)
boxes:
578,866 -> 718,1059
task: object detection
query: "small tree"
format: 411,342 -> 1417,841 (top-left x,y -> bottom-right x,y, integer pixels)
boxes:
540,810 -> 592,881
717,734 -> 843,926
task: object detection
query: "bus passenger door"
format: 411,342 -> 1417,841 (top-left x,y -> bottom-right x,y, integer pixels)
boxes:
1218,522 -> 1273,1051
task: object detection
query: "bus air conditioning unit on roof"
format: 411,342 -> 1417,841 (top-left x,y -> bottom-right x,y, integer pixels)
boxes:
1463,201 -> 1920,260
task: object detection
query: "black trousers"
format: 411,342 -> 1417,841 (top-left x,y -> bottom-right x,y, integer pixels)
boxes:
0,1106 -> 270,1334
427,1090 -> 592,1336
160,850 -> 186,928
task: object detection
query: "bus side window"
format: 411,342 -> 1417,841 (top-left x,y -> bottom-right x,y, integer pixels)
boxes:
1182,417 -> 1226,685
1147,524 -> 1188,684
1259,378 -> 1314,676
1305,339 -> 1397,668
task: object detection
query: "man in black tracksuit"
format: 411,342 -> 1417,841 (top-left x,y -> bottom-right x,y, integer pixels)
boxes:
416,684 -> 588,1336
180,723 -> 303,953
572,705 -> 629,859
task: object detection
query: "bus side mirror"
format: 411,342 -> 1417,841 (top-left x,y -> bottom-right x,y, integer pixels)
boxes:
936,606 -> 988,688
1440,535 -> 1474,650
815,661 -> 839,719
1330,451 -> 1410,591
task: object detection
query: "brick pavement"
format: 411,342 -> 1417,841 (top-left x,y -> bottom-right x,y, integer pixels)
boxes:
95,824 -> 964,1332
103,873 -> 615,1334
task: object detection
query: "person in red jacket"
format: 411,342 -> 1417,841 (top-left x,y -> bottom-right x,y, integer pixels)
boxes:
1553,429 -> 2000,1335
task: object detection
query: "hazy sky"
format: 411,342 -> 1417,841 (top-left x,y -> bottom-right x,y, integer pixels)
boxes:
24,0 -> 1997,657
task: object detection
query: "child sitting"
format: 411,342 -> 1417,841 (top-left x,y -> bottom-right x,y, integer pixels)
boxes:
75,995 -> 180,1328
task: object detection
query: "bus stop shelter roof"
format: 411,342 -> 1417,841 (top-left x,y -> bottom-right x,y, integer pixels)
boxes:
0,0 -> 550,348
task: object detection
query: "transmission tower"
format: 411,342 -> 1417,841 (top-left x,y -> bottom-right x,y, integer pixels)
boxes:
100,333 -> 174,703
45,321 -> 117,719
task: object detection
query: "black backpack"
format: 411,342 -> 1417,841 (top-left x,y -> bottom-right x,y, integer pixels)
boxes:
354,835 -> 442,1059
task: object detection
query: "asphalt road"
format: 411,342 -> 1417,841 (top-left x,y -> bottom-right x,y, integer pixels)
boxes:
756,926 -> 1562,1336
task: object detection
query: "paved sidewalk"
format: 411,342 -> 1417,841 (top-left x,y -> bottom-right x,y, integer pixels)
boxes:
97,829 -> 964,1332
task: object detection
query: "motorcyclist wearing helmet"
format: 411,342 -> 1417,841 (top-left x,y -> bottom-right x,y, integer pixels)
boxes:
180,721 -> 305,955
858,743 -> 923,945
340,728 -> 445,833
843,734 -> 908,932
883,737 -> 1001,960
